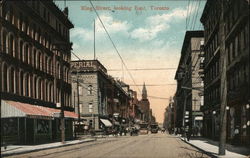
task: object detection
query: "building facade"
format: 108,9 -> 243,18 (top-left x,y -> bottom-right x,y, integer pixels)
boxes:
71,60 -> 110,131
71,60 -> 131,132
0,0 -> 76,145
200,0 -> 249,145
174,31 -> 204,135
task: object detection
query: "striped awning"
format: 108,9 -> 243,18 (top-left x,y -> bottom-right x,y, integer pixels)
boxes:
1,100 -> 78,120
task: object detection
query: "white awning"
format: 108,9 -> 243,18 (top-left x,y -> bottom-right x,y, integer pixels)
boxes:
100,119 -> 112,127
195,116 -> 203,120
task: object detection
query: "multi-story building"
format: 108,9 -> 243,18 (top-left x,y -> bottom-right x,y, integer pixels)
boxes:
163,97 -> 175,133
174,31 -> 204,135
200,0 -> 249,145
0,0 -> 75,145
71,60 -> 111,131
200,0 -> 222,141
224,0 -> 249,146
71,60 -> 131,132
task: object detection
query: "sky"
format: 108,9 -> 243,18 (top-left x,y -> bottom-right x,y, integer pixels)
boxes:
55,0 -> 206,123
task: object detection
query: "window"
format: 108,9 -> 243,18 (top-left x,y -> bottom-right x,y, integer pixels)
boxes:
19,13 -> 23,30
43,8 -> 46,19
78,86 -> 83,95
235,37 -> 238,57
33,23 -> 36,39
79,103 -> 83,113
88,85 -> 93,95
89,103 -> 93,113
238,33 -> 241,52
47,12 -> 50,23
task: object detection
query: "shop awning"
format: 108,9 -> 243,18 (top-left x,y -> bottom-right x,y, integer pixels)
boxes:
195,116 -> 203,120
100,118 -> 112,127
1,100 -> 78,120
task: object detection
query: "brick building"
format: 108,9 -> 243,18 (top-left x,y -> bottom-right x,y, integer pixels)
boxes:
174,31 -> 204,134
0,0 -> 76,145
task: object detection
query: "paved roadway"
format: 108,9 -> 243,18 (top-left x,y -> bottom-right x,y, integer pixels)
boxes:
6,133 -> 211,158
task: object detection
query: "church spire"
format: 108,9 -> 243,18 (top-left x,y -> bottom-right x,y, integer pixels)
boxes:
142,82 -> 147,100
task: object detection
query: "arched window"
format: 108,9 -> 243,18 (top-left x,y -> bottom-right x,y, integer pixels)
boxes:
33,23 -> 36,39
20,71 -> 24,96
37,78 -> 41,99
39,52 -> 43,71
24,44 -> 29,63
8,67 -> 15,93
19,40 -> 23,61
44,56 -> 48,73
88,85 -> 93,95
28,44 -> 32,65
47,82 -> 50,102
2,63 -> 8,92
10,6 -> 14,24
50,84 -> 53,102
8,34 -> 15,56
36,51 -> 40,69
40,79 -> 44,100
1,30 -> 7,53
57,63 -> 60,78
33,48 -> 36,67
49,58 -> 52,75
48,36 -> 51,50
15,69 -> 19,94
44,32 -> 48,48
38,28 -> 41,43
24,74 -> 29,96
47,57 -> 51,74
19,13 -> 23,30
33,75 -> 36,98
29,75 -> 32,97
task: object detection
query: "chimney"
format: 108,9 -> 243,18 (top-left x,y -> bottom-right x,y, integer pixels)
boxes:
63,7 -> 69,17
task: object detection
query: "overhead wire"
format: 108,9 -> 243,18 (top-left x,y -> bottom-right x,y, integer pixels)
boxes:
89,0 -> 141,96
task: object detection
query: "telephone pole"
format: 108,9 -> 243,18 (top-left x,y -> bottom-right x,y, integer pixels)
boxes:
218,0 -> 227,155
60,48 -> 65,144
53,41 -> 71,144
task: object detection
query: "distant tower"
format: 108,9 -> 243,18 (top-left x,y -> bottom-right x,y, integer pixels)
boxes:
142,82 -> 147,100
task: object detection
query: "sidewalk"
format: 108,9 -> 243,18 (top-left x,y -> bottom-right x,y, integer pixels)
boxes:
1,138 -> 95,157
179,136 -> 250,158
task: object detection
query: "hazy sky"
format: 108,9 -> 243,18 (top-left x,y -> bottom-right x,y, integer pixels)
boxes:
55,0 -> 205,123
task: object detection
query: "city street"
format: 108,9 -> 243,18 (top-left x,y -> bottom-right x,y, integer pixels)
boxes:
5,133 -> 211,158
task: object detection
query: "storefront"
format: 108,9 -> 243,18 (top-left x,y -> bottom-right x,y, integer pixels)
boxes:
1,100 -> 77,145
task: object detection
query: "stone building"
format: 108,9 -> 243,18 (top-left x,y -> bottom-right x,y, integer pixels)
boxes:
0,1 -> 76,145
71,60 -> 111,131
71,60 -> 131,132
174,31 -> 204,134
201,0 -> 249,145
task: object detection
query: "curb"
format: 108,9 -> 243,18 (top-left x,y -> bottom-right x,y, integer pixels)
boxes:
180,137 -> 218,158
2,139 -> 96,157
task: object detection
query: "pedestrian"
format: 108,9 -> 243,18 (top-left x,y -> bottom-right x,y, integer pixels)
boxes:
233,127 -> 240,145
84,125 -> 89,135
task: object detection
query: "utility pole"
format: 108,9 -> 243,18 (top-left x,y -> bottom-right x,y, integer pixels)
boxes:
60,48 -> 65,144
77,71 -> 81,133
94,19 -> 96,60
218,0 -> 227,155
54,41 -> 70,144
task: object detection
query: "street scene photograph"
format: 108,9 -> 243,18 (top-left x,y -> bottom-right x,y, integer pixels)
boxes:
0,0 -> 249,158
